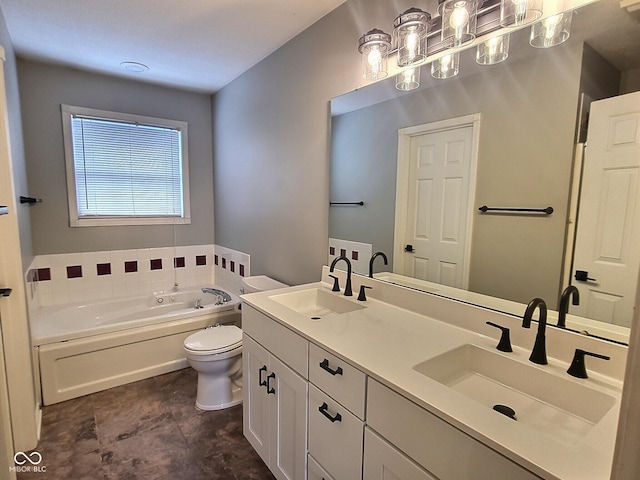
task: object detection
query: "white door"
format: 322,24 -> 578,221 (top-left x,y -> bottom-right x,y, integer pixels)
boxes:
396,117 -> 478,288
571,91 -> 640,327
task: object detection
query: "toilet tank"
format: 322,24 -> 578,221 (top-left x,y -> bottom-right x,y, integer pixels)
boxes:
241,275 -> 288,293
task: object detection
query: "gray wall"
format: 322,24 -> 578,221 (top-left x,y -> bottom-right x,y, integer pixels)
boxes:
331,39 -> 585,305
213,0 -> 426,286
18,60 -> 215,254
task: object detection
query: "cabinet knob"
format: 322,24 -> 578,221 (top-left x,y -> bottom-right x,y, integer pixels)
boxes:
266,372 -> 276,394
258,365 -> 268,387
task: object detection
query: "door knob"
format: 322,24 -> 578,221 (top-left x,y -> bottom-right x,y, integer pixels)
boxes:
404,244 -> 415,252
0,288 -> 11,297
575,270 -> 596,282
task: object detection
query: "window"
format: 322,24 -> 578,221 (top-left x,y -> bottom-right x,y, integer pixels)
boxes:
61,105 -> 190,226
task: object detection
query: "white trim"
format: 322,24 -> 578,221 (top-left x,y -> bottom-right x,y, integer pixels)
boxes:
393,113 -> 481,290
61,104 -> 191,227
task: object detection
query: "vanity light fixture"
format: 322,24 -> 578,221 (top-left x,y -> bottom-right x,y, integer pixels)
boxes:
499,0 -> 542,27
358,28 -> 393,80
396,66 -> 421,91
393,8 -> 431,67
476,33 -> 510,65
431,52 -> 460,79
529,12 -> 572,48
440,0 -> 479,48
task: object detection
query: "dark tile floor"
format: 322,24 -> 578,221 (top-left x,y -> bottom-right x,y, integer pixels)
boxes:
17,368 -> 275,480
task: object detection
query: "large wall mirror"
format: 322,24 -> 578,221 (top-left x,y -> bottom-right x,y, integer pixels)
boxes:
329,0 -> 640,344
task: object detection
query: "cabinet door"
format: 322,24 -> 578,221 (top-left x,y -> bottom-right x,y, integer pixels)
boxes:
363,428 -> 437,480
243,335 -> 271,464
270,354 -> 308,480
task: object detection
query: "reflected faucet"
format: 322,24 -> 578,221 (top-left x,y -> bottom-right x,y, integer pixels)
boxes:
369,251 -> 388,278
522,297 -> 548,365
557,286 -> 580,328
329,256 -> 353,296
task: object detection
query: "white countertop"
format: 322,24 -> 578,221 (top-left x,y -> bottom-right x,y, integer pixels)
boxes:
241,274 -> 623,480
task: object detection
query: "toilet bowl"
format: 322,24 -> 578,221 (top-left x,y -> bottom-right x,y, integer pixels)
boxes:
183,275 -> 288,410
184,324 -> 243,410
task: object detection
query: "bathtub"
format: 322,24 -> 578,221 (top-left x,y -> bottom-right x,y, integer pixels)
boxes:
31,286 -> 242,405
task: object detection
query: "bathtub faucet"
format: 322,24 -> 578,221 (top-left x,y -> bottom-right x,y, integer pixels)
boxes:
201,288 -> 232,305
194,298 -> 204,309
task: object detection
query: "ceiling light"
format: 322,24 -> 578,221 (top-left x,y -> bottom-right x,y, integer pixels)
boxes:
393,8 -> 431,67
358,29 -> 392,80
476,33 -> 510,65
431,52 -> 460,79
120,62 -> 149,73
500,0 -> 542,27
396,66 -> 421,91
529,12 -> 572,48
440,0 -> 478,48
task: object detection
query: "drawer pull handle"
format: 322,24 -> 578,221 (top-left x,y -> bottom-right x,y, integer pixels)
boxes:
259,365 -> 268,387
266,372 -> 276,394
319,358 -> 343,376
318,402 -> 342,423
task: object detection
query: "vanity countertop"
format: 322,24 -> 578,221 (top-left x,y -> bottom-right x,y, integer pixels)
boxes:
241,275 -> 623,480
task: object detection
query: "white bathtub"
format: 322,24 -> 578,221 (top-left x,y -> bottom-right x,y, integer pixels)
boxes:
31,286 -> 242,405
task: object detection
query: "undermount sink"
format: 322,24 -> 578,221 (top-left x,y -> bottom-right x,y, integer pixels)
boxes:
270,288 -> 365,319
413,344 -> 616,445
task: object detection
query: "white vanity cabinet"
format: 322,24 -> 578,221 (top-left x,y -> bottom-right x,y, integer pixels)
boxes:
242,305 -> 308,480
308,344 -> 367,480
366,379 -> 540,480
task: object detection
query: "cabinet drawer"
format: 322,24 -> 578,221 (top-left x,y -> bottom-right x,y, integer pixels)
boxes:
308,454 -> 335,480
309,343 -> 366,419
367,379 -> 539,480
242,304 -> 308,378
309,384 -> 364,480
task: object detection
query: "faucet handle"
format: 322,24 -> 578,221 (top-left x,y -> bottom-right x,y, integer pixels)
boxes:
328,275 -> 340,292
567,349 -> 610,378
485,322 -> 513,352
357,285 -> 372,301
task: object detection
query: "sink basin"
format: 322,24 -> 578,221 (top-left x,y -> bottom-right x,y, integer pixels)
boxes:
413,344 -> 616,445
270,288 -> 365,319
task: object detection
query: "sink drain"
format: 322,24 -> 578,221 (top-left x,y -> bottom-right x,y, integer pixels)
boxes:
493,404 -> 517,420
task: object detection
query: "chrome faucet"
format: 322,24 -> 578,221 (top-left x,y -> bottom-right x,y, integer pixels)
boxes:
201,288 -> 232,304
522,297 -> 548,365
329,256 -> 353,296
557,285 -> 579,328
368,251 -> 388,278
194,298 -> 204,309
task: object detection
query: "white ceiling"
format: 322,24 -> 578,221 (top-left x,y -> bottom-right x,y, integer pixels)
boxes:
0,0 -> 347,93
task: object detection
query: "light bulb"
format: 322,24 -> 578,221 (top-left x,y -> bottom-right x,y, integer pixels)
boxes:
367,46 -> 382,77
541,14 -> 561,47
450,1 -> 470,45
511,0 -> 527,23
406,28 -> 419,62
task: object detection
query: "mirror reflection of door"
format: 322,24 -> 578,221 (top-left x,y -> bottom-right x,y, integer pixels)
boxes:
395,115 -> 479,289
570,91 -> 640,328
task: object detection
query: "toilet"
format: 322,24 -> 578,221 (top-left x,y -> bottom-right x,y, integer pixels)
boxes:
183,275 -> 288,410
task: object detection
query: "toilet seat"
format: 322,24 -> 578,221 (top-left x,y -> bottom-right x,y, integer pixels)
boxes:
184,325 -> 242,356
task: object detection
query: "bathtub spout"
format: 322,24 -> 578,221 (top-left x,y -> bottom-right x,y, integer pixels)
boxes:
201,288 -> 232,304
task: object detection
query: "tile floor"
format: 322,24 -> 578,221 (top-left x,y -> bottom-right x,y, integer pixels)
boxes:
17,368 -> 275,480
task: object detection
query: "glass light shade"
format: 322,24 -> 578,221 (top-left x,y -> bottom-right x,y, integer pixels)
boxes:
431,52 -> 460,79
396,67 -> 421,91
476,33 -> 510,65
358,28 -> 392,80
440,0 -> 478,48
530,12 -> 572,48
393,8 -> 431,67
500,0 -> 543,27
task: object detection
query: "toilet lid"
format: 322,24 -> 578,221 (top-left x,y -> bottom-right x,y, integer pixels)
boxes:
184,325 -> 242,353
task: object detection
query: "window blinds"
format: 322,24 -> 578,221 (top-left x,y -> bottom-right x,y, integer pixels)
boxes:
70,115 -> 184,218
